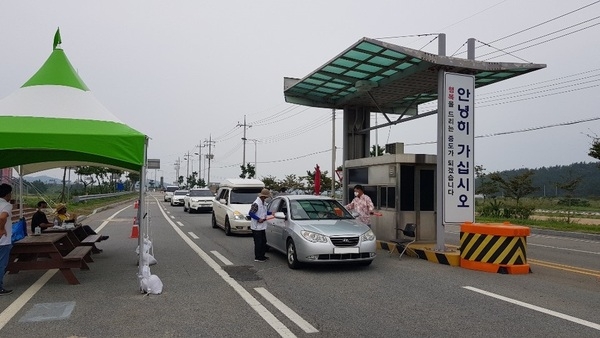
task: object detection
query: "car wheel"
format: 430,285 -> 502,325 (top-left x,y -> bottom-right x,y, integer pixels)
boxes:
183,204 -> 188,212
211,212 -> 218,228
224,217 -> 232,236
287,240 -> 301,269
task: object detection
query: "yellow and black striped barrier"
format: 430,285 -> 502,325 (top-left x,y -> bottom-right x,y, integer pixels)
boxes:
460,222 -> 531,274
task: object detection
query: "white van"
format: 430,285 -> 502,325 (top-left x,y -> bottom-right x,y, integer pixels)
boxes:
212,178 -> 265,235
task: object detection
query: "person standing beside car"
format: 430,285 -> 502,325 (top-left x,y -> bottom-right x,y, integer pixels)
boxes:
0,183 -> 14,295
248,188 -> 273,262
345,184 -> 375,227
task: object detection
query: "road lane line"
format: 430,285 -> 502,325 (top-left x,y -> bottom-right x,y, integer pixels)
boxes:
188,232 -> 199,239
528,259 -> 600,277
177,221 -> 184,227
153,196 -> 296,338
463,286 -> 600,331
211,251 -> 233,265
527,243 -> 599,255
170,215 -> 175,219
0,205 -> 130,331
255,287 -> 319,333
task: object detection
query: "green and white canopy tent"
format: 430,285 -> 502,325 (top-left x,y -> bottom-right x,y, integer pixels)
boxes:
0,31 -> 146,175
0,30 -> 153,290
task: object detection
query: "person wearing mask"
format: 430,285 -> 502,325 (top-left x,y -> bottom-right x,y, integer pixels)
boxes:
345,184 -> 375,227
0,184 -> 13,295
31,201 -> 54,233
248,188 -> 272,262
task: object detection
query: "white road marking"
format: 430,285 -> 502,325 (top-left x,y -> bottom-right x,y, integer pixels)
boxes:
463,286 -> 600,331
176,221 -> 184,227
255,287 -> 319,333
154,197 -> 296,338
528,243 -> 600,255
211,251 -> 233,265
170,215 -> 175,219
0,205 -> 130,331
188,232 -> 199,239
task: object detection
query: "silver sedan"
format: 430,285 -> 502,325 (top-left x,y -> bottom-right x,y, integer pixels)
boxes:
265,195 -> 376,269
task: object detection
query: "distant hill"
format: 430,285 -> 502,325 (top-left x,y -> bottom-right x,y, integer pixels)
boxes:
24,175 -> 64,184
477,162 -> 600,198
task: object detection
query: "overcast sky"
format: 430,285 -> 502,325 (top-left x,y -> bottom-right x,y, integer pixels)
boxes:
1,0 -> 599,184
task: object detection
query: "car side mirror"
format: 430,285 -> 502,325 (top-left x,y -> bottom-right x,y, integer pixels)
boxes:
274,212 -> 286,220
351,211 -> 360,218
219,198 -> 227,204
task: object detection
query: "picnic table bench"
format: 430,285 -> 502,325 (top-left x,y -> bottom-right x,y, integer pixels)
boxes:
45,227 -> 103,253
7,233 -> 94,285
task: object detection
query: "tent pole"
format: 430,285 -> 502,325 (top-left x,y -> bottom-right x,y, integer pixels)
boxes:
18,166 -> 23,218
137,138 -> 149,289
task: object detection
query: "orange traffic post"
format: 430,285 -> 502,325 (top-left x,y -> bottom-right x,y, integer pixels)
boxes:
460,222 -> 531,274
130,217 -> 139,238
134,200 -> 139,209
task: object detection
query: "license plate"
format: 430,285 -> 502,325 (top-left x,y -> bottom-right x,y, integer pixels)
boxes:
333,247 -> 359,254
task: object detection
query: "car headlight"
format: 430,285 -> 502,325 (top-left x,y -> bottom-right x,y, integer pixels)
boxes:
233,211 -> 246,220
300,230 -> 328,243
361,229 -> 375,242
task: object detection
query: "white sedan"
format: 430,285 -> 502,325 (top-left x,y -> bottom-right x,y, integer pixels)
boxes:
170,190 -> 189,206
183,188 -> 215,213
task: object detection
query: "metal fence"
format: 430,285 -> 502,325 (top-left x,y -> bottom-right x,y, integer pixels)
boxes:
72,191 -> 134,202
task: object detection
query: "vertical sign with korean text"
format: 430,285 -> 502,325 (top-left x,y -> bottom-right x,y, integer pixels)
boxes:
443,73 -> 474,224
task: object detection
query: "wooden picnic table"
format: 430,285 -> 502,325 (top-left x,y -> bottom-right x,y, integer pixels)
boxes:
44,226 -> 103,253
7,232 -> 94,285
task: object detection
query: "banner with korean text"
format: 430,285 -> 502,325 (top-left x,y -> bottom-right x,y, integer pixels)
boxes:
443,73 -> 475,224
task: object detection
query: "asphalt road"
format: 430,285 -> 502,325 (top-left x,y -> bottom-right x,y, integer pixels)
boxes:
0,193 -> 598,337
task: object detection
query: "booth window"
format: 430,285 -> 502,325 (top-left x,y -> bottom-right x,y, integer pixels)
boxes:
379,186 -> 396,209
400,165 -> 415,211
348,167 -> 368,185
420,169 -> 435,211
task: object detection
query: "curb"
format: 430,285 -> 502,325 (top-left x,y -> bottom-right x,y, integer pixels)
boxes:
77,197 -> 138,223
377,240 -> 460,267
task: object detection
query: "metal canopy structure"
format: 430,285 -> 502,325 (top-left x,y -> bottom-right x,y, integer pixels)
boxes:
284,37 -> 546,117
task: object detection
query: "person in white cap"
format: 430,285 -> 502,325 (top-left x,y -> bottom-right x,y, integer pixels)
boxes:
248,188 -> 273,262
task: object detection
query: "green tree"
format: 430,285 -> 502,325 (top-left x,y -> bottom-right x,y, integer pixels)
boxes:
280,174 -> 304,192
556,172 -> 582,223
370,145 -> 385,156
178,176 -> 184,186
239,163 -> 256,179
28,179 -> 48,194
589,135 -> 600,162
126,171 -> 140,191
74,166 -> 96,194
261,175 -> 280,191
488,169 -> 537,206
474,165 -> 499,199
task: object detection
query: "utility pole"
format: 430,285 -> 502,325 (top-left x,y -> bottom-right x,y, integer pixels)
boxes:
204,134 -> 215,187
174,158 -> 181,185
238,115 -> 252,168
196,140 -> 203,182
247,139 -> 259,176
185,151 -> 190,184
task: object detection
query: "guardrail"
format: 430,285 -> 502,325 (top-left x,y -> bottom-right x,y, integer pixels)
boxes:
72,191 -> 136,203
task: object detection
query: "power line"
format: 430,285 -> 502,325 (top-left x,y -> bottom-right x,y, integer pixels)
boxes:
405,116 -> 600,146
213,148 -> 332,169
453,0 -> 600,56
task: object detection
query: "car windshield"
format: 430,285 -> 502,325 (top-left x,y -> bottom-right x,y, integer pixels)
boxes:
174,190 -> 189,195
230,187 -> 263,204
189,190 -> 213,197
290,199 -> 353,220
166,186 -> 179,193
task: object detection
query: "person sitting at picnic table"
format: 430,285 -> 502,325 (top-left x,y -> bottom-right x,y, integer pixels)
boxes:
30,201 -> 54,233
54,203 -> 109,242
